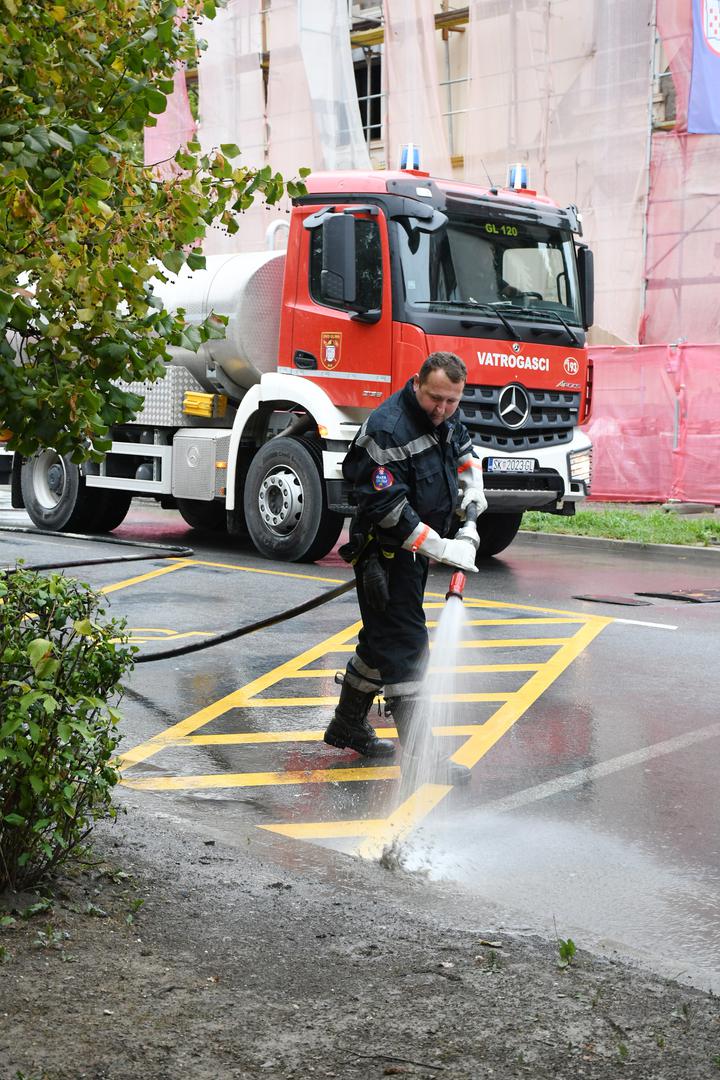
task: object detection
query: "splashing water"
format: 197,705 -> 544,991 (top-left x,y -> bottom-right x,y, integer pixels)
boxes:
398,594 -> 470,795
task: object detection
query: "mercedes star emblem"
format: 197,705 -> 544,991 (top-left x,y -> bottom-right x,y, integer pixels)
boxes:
498,383 -> 530,429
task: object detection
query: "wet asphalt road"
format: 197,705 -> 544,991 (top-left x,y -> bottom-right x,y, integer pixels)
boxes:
1,493 -> 719,992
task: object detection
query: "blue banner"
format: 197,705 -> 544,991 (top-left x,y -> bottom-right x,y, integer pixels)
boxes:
689,0 -> 720,133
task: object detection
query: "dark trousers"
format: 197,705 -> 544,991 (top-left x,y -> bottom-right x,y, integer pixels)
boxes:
350,549 -> 429,699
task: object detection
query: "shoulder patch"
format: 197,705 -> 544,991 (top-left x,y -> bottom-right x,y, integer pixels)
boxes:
372,466 -> 394,491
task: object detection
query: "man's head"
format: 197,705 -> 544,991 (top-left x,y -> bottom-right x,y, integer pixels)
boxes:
413,352 -> 467,426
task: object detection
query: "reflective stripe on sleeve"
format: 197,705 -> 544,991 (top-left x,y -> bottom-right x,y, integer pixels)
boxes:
377,497 -> 409,529
356,431 -> 437,466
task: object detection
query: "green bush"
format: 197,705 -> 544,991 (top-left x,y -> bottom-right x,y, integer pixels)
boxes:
0,567 -> 135,891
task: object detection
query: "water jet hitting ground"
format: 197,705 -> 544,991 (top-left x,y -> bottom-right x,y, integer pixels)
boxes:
396,505 -> 480,794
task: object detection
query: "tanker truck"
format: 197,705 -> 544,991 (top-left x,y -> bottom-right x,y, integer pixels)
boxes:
13,161 -> 594,562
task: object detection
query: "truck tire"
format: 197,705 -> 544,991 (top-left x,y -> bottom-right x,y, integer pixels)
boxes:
476,512 -> 523,559
87,491 -> 132,533
243,436 -> 344,562
20,450 -> 96,532
177,498 -> 227,533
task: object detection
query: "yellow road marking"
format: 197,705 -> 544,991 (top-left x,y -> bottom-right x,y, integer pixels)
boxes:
123,765 -> 399,791
262,783 -> 451,851
172,725 -> 479,746
284,663 -> 542,677
118,576 -> 611,860
101,560 -> 193,594
181,557 -> 347,584
128,630 -> 215,643
450,617 -> 612,768
178,730 -> 368,745
332,637 -> 571,653
263,818 -> 388,839
101,557 -> 348,596
118,618 -> 363,769
428,617 -> 588,627
454,637 -> 572,648
237,691 -> 510,707
423,663 -> 543,673
424,594 -> 604,617
251,612 -> 612,855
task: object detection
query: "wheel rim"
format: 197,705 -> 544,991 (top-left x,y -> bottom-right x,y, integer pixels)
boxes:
33,450 -> 68,510
257,465 -> 305,537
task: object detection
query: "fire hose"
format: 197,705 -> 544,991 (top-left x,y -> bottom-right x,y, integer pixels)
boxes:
0,523 -> 358,664
0,503 -> 479,663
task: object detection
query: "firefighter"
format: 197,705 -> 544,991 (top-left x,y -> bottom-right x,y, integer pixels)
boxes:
323,352 -> 487,781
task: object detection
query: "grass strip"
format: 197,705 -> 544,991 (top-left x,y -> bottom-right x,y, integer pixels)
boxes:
522,508 -> 720,547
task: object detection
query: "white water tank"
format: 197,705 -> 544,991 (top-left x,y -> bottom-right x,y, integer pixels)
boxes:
151,250 -> 286,400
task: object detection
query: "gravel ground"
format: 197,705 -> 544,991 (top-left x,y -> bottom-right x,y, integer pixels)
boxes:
1,793 -> 719,1080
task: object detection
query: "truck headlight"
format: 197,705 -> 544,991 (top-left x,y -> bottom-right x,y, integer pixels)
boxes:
568,447 -> 592,487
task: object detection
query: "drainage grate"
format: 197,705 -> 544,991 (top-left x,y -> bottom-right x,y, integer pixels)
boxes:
635,589 -> 720,603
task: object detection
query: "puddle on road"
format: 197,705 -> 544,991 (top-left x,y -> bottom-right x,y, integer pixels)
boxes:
389,809 -> 720,992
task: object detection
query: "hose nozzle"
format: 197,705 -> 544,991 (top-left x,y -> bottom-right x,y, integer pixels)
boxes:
446,571 -> 467,601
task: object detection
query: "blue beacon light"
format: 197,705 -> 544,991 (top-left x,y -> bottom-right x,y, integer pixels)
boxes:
400,143 -> 421,171
507,163 -> 529,190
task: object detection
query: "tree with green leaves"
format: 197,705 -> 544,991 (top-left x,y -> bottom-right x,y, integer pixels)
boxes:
0,0 -> 307,460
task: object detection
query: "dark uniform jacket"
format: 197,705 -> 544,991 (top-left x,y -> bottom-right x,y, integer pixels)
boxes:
343,377 -> 475,548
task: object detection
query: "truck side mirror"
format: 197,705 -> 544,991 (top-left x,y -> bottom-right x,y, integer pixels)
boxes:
321,215 -> 357,306
577,245 -> 594,330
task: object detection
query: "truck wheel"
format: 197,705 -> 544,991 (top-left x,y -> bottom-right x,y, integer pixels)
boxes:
243,436 -> 344,562
476,512 -> 524,559
87,491 -> 132,533
20,450 -> 95,532
177,498 -> 227,533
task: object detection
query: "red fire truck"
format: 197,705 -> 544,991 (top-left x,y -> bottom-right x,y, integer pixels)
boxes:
15,162 -> 594,561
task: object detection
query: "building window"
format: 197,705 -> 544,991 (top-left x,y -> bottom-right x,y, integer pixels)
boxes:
354,50 -> 382,144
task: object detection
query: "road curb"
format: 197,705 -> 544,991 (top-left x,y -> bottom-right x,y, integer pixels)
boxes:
516,529 -> 720,562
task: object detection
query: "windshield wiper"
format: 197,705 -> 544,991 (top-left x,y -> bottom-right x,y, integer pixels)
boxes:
493,304 -> 583,347
412,299 -> 520,339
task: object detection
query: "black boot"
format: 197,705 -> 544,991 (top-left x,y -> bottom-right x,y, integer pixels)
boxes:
388,697 -> 472,785
324,679 -> 395,758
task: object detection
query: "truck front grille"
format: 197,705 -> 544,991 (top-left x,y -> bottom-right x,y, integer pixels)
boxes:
459,385 -> 581,452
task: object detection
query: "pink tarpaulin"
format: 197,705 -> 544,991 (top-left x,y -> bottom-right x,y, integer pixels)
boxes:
143,68 -> 196,179
584,344 -> 720,504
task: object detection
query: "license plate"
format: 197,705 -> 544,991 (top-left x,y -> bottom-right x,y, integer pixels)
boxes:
485,457 -> 537,474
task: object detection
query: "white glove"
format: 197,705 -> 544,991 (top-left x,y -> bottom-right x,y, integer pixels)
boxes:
459,485 -> 488,517
403,523 -> 478,572
438,536 -> 478,572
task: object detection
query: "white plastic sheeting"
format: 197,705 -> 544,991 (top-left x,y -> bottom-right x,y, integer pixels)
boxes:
267,0 -> 370,177
266,0 -> 322,183
382,0 -> 451,177
465,0 -> 655,346
298,0 -> 371,170
195,0 -> 268,253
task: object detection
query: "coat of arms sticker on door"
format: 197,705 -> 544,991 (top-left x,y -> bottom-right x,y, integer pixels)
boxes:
320,332 -> 342,370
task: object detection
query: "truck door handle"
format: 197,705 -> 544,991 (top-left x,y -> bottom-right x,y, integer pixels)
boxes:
294,351 -> 317,370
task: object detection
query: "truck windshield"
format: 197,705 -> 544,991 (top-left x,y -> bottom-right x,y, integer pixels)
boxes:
396,211 -> 582,326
